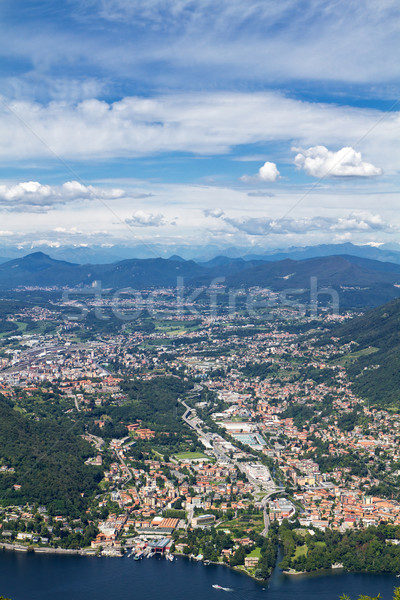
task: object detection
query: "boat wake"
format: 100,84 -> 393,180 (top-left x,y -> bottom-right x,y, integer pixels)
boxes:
212,585 -> 233,592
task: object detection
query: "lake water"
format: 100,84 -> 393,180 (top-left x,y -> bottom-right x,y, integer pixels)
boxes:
0,551 -> 399,600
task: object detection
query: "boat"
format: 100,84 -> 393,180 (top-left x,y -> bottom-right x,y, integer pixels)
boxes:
166,553 -> 174,562
212,585 -> 232,591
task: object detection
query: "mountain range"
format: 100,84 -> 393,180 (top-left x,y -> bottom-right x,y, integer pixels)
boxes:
2,250 -> 400,307
2,241 -> 400,265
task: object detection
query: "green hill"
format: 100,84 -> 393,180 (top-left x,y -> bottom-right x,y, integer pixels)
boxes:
0,396 -> 101,516
333,298 -> 400,406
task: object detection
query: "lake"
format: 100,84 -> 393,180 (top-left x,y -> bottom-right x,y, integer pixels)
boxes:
0,551 -> 398,600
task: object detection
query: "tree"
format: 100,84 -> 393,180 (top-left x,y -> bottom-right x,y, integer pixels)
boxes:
340,589 -> 400,600
230,546 -> 245,566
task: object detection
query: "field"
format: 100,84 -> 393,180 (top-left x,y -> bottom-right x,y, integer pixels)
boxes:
332,346 -> 379,367
174,451 -> 210,460
248,546 -> 262,558
294,545 -> 308,559
293,541 -> 326,560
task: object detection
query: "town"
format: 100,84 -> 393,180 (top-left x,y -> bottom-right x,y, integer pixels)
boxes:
0,287 -> 400,578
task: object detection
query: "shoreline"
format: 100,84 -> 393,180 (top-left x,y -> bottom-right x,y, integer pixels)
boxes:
163,551 -> 266,581
0,542 -> 99,557
283,564 -> 345,576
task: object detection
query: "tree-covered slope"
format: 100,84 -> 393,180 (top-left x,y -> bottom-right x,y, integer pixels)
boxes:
0,396 -> 101,515
112,376 -> 189,432
333,298 -> 400,406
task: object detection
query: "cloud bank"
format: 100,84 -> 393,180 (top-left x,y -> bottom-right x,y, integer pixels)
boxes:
0,93 -> 398,172
0,181 -> 126,212
207,210 -> 396,236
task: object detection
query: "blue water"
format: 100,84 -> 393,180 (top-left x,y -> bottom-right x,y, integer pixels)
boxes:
0,551 -> 398,600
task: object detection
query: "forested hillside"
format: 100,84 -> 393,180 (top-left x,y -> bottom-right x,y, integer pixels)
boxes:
333,298 -> 400,406
0,396 -> 101,516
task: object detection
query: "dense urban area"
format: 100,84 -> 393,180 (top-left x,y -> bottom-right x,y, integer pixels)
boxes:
0,285 -> 400,581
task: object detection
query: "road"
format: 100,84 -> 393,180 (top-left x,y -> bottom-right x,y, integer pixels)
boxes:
83,433 -> 105,451
186,504 -> 195,529
181,400 -> 214,449
74,395 -> 81,412
115,447 -> 133,485
260,489 -> 285,535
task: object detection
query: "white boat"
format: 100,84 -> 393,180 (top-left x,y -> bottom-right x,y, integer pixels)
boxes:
166,553 -> 174,561
212,585 -> 232,591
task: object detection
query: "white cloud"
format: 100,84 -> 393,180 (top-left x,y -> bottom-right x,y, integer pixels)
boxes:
294,146 -> 382,178
26,240 -> 62,249
330,211 -> 391,232
0,180 -> 126,212
241,161 -> 280,183
53,227 -> 83,235
126,210 -> 166,227
259,162 -> 280,182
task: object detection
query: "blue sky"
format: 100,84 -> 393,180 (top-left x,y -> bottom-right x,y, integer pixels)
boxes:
0,0 -> 399,252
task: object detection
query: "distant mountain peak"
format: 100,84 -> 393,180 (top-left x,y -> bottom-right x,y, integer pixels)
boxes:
168,254 -> 186,262
24,251 -> 51,259
23,250 -> 50,258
